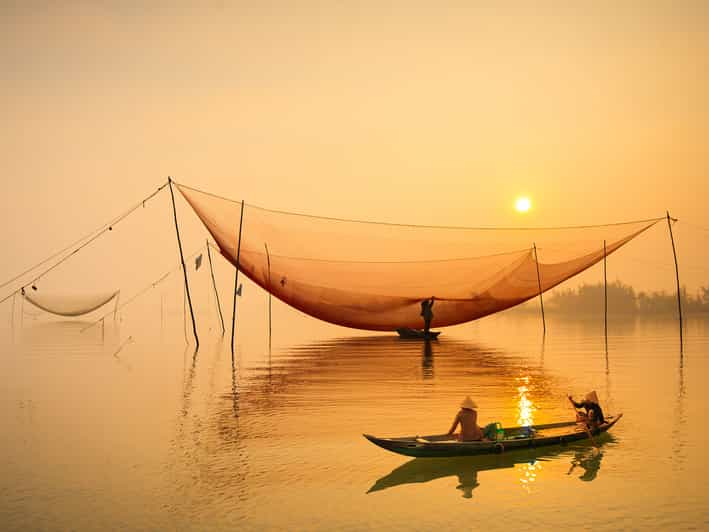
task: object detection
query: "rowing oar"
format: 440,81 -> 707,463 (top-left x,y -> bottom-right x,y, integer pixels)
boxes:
568,396 -> 600,456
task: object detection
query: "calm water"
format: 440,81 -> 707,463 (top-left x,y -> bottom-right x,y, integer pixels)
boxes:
1,302 -> 707,530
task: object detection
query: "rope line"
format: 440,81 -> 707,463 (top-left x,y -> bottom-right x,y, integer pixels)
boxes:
80,245 -> 204,333
0,182 -> 169,302
208,240 -> 534,265
175,181 -> 665,232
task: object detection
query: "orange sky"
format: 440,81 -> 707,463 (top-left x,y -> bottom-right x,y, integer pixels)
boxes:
1,2 -> 708,294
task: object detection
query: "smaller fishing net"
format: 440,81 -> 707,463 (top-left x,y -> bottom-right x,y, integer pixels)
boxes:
23,289 -> 120,317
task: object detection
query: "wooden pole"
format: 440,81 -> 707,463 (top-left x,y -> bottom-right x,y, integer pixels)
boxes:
264,243 -> 272,349
603,239 -> 608,352
206,241 -> 225,335
168,177 -> 199,350
231,200 -> 245,356
666,211 -> 683,350
533,243 -> 546,334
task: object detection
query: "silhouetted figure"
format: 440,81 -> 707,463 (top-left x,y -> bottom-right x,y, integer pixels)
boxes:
569,390 -> 606,427
420,296 -> 435,334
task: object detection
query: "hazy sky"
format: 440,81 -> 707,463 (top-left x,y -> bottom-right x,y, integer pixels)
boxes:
1,2 -> 708,294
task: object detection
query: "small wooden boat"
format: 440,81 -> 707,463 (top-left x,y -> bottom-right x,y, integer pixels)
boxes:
396,328 -> 441,340
367,439 -> 608,494
364,414 -> 622,458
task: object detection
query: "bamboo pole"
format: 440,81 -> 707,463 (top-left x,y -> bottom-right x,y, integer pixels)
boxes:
264,243 -> 272,349
206,241 -> 225,335
533,243 -> 546,334
604,239 -> 608,352
168,177 -> 199,350
231,200 -> 245,356
666,211 -> 683,350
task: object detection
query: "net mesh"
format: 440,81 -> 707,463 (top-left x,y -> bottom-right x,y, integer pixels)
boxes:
177,184 -> 661,331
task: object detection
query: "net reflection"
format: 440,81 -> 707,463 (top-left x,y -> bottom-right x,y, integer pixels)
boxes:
369,438 -> 613,499
167,333 -> 561,512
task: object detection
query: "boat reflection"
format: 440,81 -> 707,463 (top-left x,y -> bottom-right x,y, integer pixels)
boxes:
368,437 -> 614,499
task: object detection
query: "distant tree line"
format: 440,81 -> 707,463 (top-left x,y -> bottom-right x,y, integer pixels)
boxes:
538,281 -> 709,315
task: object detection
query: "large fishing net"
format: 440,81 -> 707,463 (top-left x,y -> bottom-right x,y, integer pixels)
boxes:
177,184 -> 662,331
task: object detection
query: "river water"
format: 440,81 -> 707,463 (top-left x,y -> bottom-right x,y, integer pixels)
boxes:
0,301 -> 706,530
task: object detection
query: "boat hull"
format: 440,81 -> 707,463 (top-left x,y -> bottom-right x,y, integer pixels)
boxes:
396,328 -> 441,340
364,414 -> 622,458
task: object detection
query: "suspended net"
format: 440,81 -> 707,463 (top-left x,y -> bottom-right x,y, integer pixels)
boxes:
177,184 -> 662,331
23,289 -> 120,317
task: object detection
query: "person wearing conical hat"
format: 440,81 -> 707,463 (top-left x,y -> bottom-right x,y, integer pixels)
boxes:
447,396 -> 484,441
568,390 -> 605,427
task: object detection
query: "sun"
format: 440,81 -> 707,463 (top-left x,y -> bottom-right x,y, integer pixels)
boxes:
515,196 -> 532,213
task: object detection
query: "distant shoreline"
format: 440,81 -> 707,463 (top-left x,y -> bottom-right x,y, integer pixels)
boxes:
509,280 -> 709,316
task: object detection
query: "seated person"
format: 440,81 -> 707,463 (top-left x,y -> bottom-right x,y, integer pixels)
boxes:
569,391 -> 606,427
447,396 -> 484,441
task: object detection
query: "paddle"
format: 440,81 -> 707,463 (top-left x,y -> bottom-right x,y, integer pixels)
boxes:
568,396 -> 600,456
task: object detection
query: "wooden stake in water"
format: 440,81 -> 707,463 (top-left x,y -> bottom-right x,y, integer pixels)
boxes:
666,211 -> 683,351
264,243 -> 272,349
231,200 -> 245,357
206,241 -> 225,335
533,243 -> 546,334
604,239 -> 608,352
168,177 -> 199,350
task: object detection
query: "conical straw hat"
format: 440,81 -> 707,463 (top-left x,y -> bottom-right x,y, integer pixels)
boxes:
585,390 -> 600,404
460,396 -> 478,409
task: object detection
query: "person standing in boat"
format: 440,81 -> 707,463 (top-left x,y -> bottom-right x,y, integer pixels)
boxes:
568,391 -> 605,427
420,296 -> 435,334
447,396 -> 484,441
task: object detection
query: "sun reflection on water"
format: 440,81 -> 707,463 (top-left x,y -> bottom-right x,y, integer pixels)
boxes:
516,375 -> 536,427
516,375 -> 542,491
517,460 -> 543,493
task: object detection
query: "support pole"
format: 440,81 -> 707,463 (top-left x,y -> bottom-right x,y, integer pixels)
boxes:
168,177 -> 199,350
603,239 -> 608,352
231,200 -> 245,356
264,243 -> 272,349
666,211 -> 683,350
206,241 -> 225,335
533,243 -> 546,334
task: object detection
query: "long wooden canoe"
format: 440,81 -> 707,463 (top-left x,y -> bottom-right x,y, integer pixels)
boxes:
367,439 -> 609,494
363,414 -> 622,458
